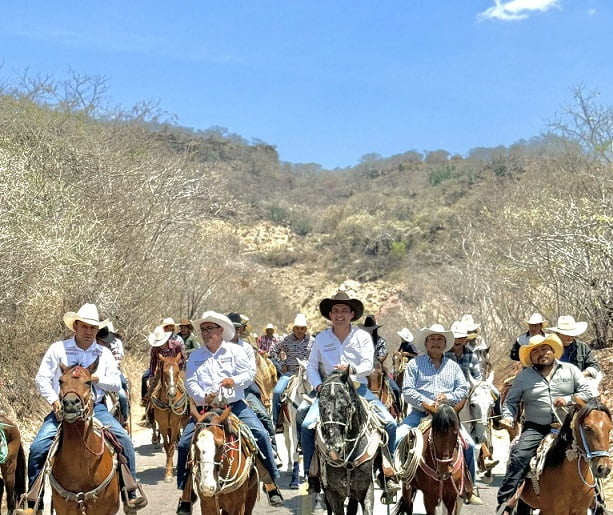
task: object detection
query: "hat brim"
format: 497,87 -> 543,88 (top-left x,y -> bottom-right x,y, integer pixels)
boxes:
547,322 -> 587,337
413,328 -> 455,354
519,338 -> 564,367
397,330 -> 414,342
319,298 -> 364,321
63,313 -> 103,331
148,332 -> 172,347
358,323 -> 382,332
192,312 -> 235,342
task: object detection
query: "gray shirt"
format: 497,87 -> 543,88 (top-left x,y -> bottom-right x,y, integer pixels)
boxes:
502,360 -> 592,426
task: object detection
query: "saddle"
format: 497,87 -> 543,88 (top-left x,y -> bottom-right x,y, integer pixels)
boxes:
525,432 -> 557,495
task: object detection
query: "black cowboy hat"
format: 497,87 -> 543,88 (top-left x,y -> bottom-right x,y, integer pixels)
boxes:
358,314 -> 382,332
319,290 -> 364,321
96,326 -> 115,345
226,312 -> 244,328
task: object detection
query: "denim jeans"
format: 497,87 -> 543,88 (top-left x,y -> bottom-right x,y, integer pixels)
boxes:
28,403 -> 137,488
118,373 -> 129,421
177,400 -> 280,490
272,373 -> 292,426
141,369 -> 151,399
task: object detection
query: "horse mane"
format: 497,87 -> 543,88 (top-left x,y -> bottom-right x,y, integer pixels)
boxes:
545,398 -> 611,468
432,404 -> 459,433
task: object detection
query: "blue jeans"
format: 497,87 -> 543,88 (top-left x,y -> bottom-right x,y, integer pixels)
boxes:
272,373 -> 292,426
118,373 -> 129,421
141,369 -> 151,399
28,403 -> 137,488
301,384 -> 397,477
396,408 -> 477,483
177,400 -> 280,490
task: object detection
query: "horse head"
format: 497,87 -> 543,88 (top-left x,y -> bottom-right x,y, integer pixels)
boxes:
571,399 -> 613,479
430,404 -> 461,480
58,359 -> 99,423
318,367 -> 360,462
159,354 -> 182,399
467,375 -> 495,444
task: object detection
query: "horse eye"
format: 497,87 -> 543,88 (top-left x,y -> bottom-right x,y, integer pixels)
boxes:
85,381 -> 92,386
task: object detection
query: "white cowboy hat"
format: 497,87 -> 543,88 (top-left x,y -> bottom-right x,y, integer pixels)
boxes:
263,323 -> 276,331
519,333 -> 563,368
292,313 -> 308,327
413,324 -> 455,354
525,313 -> 546,325
63,303 -> 102,331
450,320 -> 468,339
397,328 -> 414,342
148,325 -> 172,347
461,314 -> 481,331
161,317 -> 178,328
547,315 -> 587,337
192,311 -> 235,342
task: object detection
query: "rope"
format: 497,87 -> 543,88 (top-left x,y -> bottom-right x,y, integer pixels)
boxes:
394,428 -> 423,481
0,427 -> 8,464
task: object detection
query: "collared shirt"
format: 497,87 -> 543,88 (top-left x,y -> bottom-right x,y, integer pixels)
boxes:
182,333 -> 200,355
269,333 -> 314,374
149,338 -> 186,375
560,339 -> 599,376
306,326 -> 374,390
35,337 -> 121,405
185,341 -> 256,406
445,346 -> 482,381
403,354 -> 468,409
256,334 -> 280,353
502,360 -> 593,425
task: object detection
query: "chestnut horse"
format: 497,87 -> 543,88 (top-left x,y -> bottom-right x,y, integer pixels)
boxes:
368,361 -> 402,421
394,405 -> 466,515
254,353 -> 277,412
519,399 -> 613,514
0,415 -> 26,515
52,360 -> 120,514
191,407 -> 258,515
151,354 -> 190,483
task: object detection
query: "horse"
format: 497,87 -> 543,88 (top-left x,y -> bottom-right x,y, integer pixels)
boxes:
316,367 -> 379,515
151,354 -> 190,483
518,398 -> 613,514
368,361 -> 402,421
394,405 -> 467,515
279,358 -> 311,488
51,360 -> 120,514
254,353 -> 277,412
191,407 -> 258,515
0,415 -> 26,515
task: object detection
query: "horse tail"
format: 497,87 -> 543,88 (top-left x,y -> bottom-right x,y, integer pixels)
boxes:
15,443 -> 26,499
392,494 -> 412,515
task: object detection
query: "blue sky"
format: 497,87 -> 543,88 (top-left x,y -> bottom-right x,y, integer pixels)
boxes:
1,1 -> 611,169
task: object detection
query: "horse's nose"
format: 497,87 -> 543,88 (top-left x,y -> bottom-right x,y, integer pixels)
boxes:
595,461 -> 611,478
62,394 -> 82,413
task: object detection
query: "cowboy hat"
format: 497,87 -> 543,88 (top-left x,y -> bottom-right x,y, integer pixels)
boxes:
519,333 -> 563,368
96,325 -> 115,345
358,314 -> 382,333
450,320 -> 468,339
63,303 -> 103,331
148,326 -> 172,347
192,311 -> 235,342
525,312 -> 546,325
397,328 -> 414,342
547,316 -> 587,337
178,318 -> 193,329
413,324 -> 454,353
319,290 -> 364,321
161,317 -> 178,328
292,313 -> 308,327
461,314 -> 481,331
226,312 -> 243,328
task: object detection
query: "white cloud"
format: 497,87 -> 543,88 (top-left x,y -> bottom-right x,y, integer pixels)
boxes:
478,0 -> 561,21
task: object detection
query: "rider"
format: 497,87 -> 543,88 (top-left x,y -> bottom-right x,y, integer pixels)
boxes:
269,313 -> 314,432
301,290 -> 400,495
23,303 -> 146,513
496,332 -> 593,514
509,312 -> 547,361
461,314 -> 491,375
398,323 -> 483,505
177,319 -> 200,355
256,323 -> 279,354
548,315 -> 600,380
176,311 -> 283,514
397,327 -> 418,360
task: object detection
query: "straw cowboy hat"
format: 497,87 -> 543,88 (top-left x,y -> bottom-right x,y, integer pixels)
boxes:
519,333 -> 563,368
292,313 -> 308,327
547,315 -> 588,337
525,313 -> 547,325
148,326 -> 172,347
63,303 -> 103,331
413,324 -> 455,353
178,318 -> 193,329
359,314 -> 382,333
461,314 -> 481,331
161,317 -> 178,328
192,311 -> 235,342
397,328 -> 414,342
319,290 -> 364,321
450,320 -> 468,339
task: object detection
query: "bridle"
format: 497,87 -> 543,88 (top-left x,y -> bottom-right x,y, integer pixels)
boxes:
570,409 -> 612,488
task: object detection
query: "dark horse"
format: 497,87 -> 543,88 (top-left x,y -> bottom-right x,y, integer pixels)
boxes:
519,399 -> 613,514
394,405 -> 466,515
191,407 -> 258,515
51,360 -> 121,514
0,415 -> 26,515
367,361 -> 402,421
316,367 -> 378,515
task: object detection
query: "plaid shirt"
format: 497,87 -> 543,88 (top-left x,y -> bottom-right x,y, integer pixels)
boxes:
257,334 -> 280,353
269,333 -> 314,374
149,338 -> 186,375
445,346 -> 482,381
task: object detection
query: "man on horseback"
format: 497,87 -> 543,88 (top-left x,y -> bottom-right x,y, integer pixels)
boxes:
549,315 -> 601,381
177,319 -> 200,355
509,312 -> 547,361
300,290 -> 400,496
176,311 -> 283,514
257,323 -> 279,354
22,303 -> 146,513
462,314 -> 491,376
496,332 -> 593,514
397,323 -> 484,505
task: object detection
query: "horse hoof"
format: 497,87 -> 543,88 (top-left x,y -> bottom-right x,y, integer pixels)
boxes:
165,476 -> 174,483
481,473 -> 493,484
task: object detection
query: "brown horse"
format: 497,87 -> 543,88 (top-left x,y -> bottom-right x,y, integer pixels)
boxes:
0,415 -> 26,515
52,360 -> 120,515
254,353 -> 277,412
519,399 -> 613,514
394,405 -> 468,515
367,361 -> 402,420
191,407 -> 258,515
151,354 -> 190,483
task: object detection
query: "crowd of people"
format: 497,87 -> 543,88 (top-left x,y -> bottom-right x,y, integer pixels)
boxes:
15,294 -> 606,514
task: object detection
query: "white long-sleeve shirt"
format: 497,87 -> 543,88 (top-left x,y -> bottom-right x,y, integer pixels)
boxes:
306,326 -> 374,390
35,337 -> 121,405
185,341 -> 256,406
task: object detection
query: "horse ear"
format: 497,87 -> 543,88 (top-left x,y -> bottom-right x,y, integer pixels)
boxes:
468,374 -> 477,388
341,365 -> 351,383
60,362 -> 68,374
487,371 -> 495,385
87,357 -> 99,374
218,406 -> 232,423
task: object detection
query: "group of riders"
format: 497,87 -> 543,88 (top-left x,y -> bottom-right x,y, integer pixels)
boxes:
14,290 -> 607,514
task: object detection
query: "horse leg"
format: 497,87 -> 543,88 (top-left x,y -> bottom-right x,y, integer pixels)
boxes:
3,459 -> 17,515
347,497 -> 359,515
395,483 -> 414,515
0,474 -> 4,515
